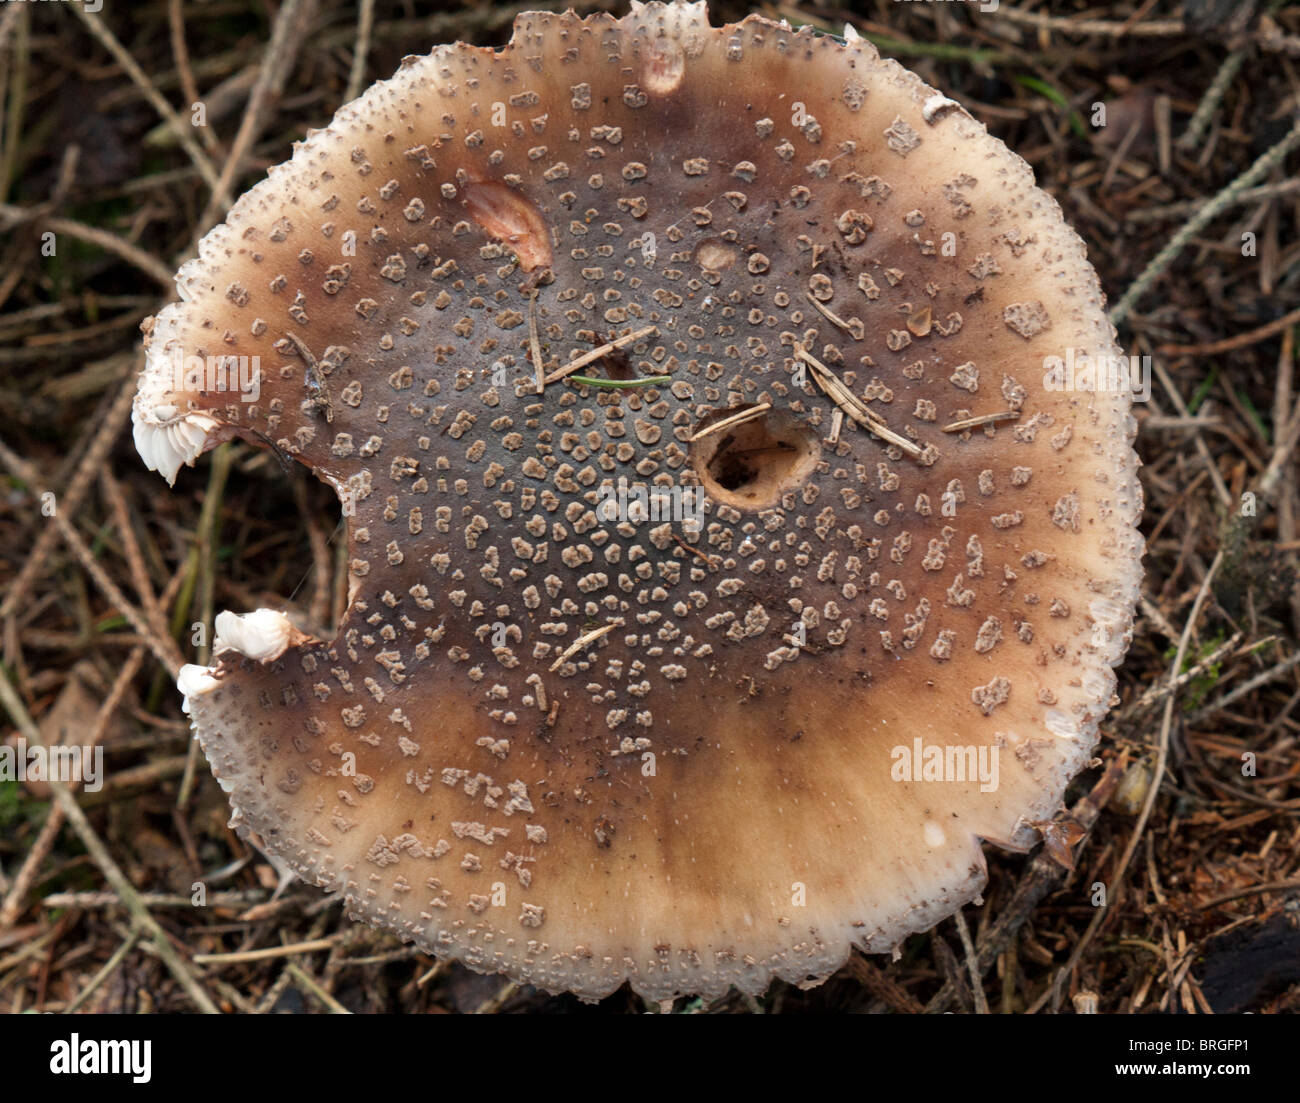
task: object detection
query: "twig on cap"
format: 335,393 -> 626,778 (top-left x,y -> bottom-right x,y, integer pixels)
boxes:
285,330 -> 333,419
543,325 -> 658,385
686,402 -> 772,443
794,346 -> 883,424
941,410 -> 1021,433
525,672 -> 548,712
827,408 -> 844,446
664,195 -> 715,237
795,345 -> 924,460
804,291 -> 862,338
549,621 -> 620,672
671,532 -> 720,568
527,291 -> 546,394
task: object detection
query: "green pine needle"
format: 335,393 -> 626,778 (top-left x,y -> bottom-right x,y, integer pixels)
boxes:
567,375 -> 671,389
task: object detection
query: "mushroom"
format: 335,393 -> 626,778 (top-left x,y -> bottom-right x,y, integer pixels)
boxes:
133,3 -> 1143,1001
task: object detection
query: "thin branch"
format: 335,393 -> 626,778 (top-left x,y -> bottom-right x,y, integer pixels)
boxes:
1038,550 -> 1225,1012
344,0 -> 376,103
194,0 -> 318,235
923,758 -> 1125,1013
0,647 -> 145,928
1110,114 -> 1300,327
168,0 -> 219,154
64,928 -> 143,1014
0,665 -> 219,1013
0,370 -> 136,621
953,910 -> 988,1014
71,4 -> 221,196
38,215 -> 175,287
192,938 -> 337,965
1176,48 -> 1249,152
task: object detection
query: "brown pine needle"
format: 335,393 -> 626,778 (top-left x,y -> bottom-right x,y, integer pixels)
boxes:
805,292 -> 863,338
671,532 -> 720,567
527,291 -> 546,393
795,345 -> 924,460
686,402 -> 772,442
524,672 -> 548,712
797,348 -> 884,424
549,621 -> 620,672
542,325 -> 658,385
827,408 -> 844,445
193,938 -> 338,964
942,410 -> 1021,433
1158,303 -> 1300,357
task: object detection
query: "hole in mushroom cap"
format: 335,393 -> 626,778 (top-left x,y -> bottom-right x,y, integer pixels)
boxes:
460,180 -> 552,272
689,406 -> 820,510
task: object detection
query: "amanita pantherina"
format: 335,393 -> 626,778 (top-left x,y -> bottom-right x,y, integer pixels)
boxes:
134,3 -> 1143,1000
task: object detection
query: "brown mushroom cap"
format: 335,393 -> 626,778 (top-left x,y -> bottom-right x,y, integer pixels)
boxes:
139,2 -> 1143,1000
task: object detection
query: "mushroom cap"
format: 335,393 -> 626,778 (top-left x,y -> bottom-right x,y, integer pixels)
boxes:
140,2 -> 1143,1000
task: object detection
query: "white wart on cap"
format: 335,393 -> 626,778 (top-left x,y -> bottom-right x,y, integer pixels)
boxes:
137,2 -> 1143,1000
